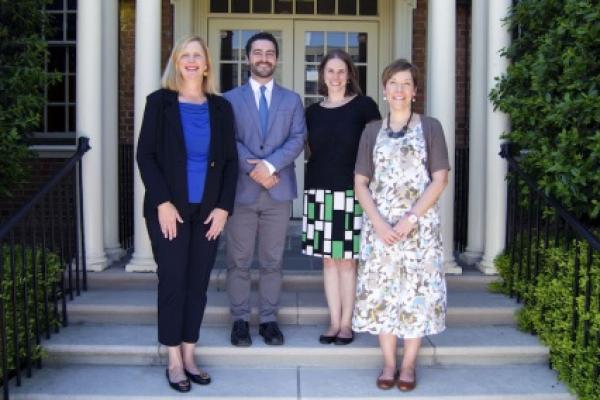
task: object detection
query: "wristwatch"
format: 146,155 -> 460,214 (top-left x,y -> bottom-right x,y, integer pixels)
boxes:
406,211 -> 419,224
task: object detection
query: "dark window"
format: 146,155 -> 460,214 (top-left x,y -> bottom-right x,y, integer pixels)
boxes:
317,0 -> 335,14
338,0 -> 356,15
275,0 -> 293,13
359,0 -> 377,16
253,0 -> 272,13
211,0 -> 228,12
231,0 -> 250,13
296,0 -> 314,14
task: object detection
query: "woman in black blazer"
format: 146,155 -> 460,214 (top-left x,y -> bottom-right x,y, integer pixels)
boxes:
137,35 -> 237,392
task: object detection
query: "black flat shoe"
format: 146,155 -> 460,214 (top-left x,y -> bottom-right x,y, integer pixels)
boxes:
165,369 -> 191,392
185,368 -> 211,385
334,333 -> 354,345
319,334 -> 337,344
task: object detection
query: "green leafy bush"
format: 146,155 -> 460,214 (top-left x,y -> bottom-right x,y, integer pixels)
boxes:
0,0 -> 55,197
0,245 -> 63,377
490,0 -> 600,223
495,237 -> 600,399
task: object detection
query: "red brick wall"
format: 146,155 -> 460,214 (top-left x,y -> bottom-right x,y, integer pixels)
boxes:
412,0 -> 428,115
118,0 -> 173,145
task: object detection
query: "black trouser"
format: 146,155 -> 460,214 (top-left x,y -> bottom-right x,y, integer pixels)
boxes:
146,204 -> 218,346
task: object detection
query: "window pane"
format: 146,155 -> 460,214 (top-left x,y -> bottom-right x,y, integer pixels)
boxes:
305,31 -> 324,62
47,13 -> 64,41
67,0 -> 77,10
317,0 -> 334,14
47,105 -> 67,132
220,30 -> 236,60
305,65 -> 319,95
68,105 -> 76,132
48,47 -> 66,72
348,32 -> 367,63
220,64 -> 237,92
68,74 -> 76,101
67,13 -> 76,41
48,80 -> 66,102
68,46 -> 76,72
296,0 -> 314,14
275,0 -> 293,13
357,65 -> 366,94
211,0 -> 228,12
359,0 -> 377,15
241,30 -> 259,58
338,0 -> 356,15
241,64 -> 251,85
47,0 -> 63,11
253,0 -> 271,13
326,32 -> 345,51
232,0 -> 250,12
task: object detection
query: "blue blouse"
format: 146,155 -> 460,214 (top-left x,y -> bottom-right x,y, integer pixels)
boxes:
179,102 -> 211,203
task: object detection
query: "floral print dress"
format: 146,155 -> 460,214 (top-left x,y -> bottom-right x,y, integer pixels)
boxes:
352,122 -> 447,338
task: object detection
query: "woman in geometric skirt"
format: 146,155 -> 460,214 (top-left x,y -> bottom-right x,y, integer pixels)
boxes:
302,49 -> 380,345
353,59 -> 450,391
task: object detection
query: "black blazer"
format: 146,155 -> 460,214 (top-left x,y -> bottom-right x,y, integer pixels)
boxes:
136,89 -> 238,221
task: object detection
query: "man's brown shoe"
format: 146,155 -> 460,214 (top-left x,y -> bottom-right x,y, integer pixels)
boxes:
376,369 -> 399,390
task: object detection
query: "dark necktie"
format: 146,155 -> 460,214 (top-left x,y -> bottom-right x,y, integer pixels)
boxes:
259,85 -> 268,137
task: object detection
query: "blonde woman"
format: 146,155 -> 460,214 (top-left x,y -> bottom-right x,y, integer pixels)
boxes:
137,36 -> 238,392
353,59 -> 449,391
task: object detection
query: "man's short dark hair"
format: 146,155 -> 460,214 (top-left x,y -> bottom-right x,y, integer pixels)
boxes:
245,32 -> 279,58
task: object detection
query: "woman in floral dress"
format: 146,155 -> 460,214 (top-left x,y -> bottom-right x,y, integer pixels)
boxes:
353,59 -> 450,391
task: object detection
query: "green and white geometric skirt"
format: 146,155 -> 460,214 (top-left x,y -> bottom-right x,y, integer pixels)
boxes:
301,188 -> 363,259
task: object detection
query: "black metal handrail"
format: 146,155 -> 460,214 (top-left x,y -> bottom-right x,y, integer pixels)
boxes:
500,142 -> 600,382
0,137 -> 90,399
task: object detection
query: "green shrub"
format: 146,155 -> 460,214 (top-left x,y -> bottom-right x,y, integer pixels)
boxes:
0,0 -> 56,197
495,237 -> 600,399
0,245 -> 63,377
490,0 -> 600,223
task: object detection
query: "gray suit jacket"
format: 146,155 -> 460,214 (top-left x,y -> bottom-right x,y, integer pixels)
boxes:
224,82 -> 306,204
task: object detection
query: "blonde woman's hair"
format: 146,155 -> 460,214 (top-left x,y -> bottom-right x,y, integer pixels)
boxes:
161,35 -> 217,94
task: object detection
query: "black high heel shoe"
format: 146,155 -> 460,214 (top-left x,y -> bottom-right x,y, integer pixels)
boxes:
334,332 -> 354,345
185,368 -> 211,385
165,369 -> 191,392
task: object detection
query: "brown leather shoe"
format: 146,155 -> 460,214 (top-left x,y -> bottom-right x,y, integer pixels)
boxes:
376,369 -> 399,390
397,370 -> 417,391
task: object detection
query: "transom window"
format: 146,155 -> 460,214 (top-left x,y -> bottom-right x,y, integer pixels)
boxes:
210,0 -> 377,15
39,0 -> 77,144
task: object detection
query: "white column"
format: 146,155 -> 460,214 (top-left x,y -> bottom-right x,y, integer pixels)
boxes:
460,0 -> 487,266
102,0 -> 125,262
427,0 -> 461,274
77,0 -> 107,271
479,0 -> 511,274
126,0 -> 162,272
394,0 -> 417,60
171,0 -> 194,42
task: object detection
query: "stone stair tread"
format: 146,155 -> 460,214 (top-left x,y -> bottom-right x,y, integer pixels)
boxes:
9,364 -> 574,399
41,324 -> 547,367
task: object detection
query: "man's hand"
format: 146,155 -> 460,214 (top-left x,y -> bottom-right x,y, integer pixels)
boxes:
247,159 -> 272,185
261,174 -> 280,189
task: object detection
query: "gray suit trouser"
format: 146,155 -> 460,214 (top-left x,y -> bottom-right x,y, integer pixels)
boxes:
226,189 -> 290,323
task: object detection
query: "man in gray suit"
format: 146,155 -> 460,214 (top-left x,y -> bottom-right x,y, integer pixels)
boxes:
223,32 -> 306,346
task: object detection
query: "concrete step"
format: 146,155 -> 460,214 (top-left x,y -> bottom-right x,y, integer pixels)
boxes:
87,267 -> 498,292
43,324 -> 548,367
67,289 -> 518,326
9,364 -> 574,399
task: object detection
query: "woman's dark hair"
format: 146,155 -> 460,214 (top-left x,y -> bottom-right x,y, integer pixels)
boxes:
317,49 -> 362,97
381,58 -> 419,88
245,32 -> 279,58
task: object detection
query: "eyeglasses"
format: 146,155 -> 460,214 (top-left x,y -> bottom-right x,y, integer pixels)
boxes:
180,53 -> 204,62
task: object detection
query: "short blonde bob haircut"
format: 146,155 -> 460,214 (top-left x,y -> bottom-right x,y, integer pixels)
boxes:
161,35 -> 217,94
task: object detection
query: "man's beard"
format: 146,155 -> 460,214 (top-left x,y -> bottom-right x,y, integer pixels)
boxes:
250,62 -> 275,78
